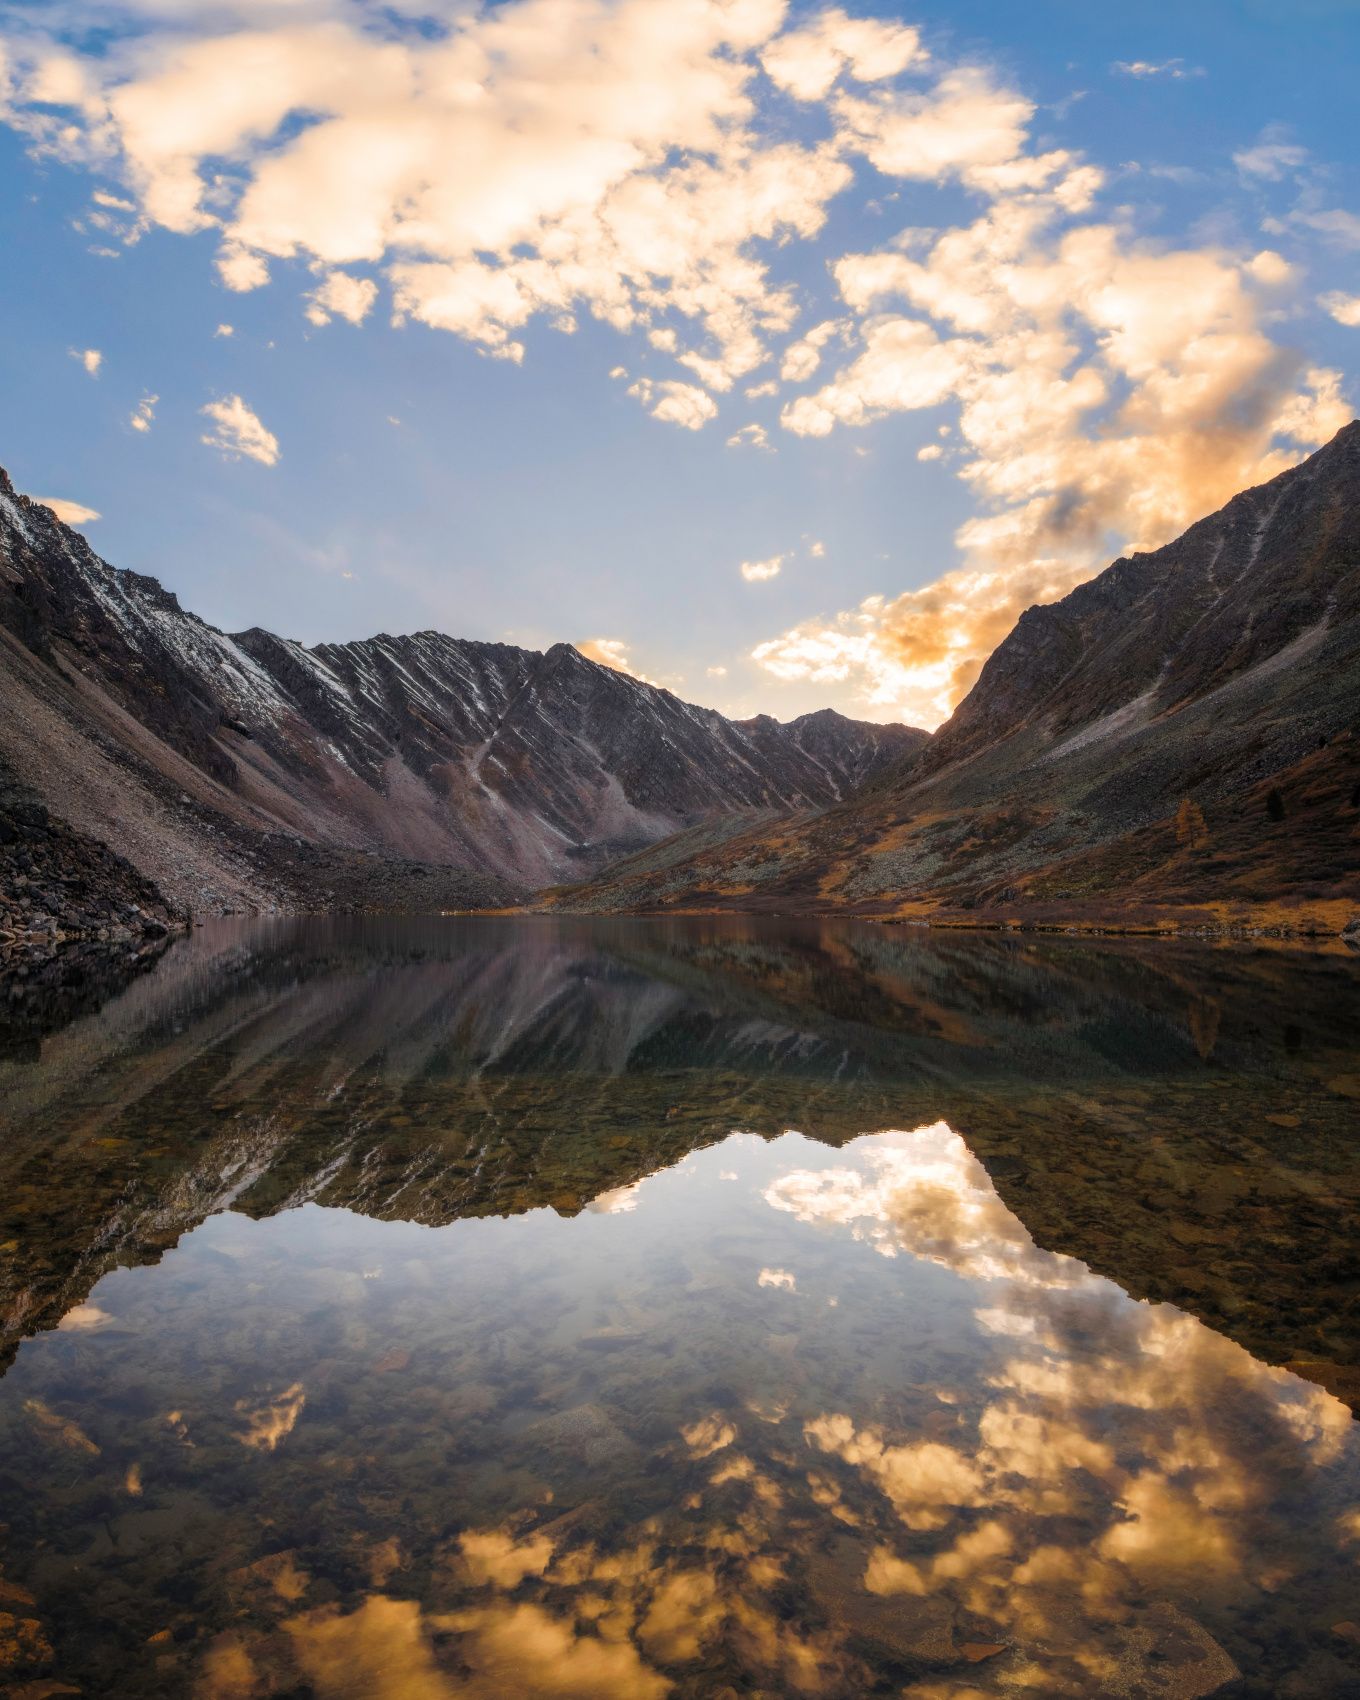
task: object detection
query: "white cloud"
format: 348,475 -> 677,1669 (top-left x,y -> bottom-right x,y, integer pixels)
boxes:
706,663 -> 728,677
761,9 -> 923,103
129,392 -> 157,432
200,393 -> 280,466
213,322 -> 235,337
1293,207 -> 1360,249
37,496 -> 100,525
1246,248 -> 1293,287
833,67 -> 1056,192
782,317 -> 969,435
1234,127 -> 1309,181
305,269 -> 378,326
917,442 -> 942,461
779,317 -> 842,383
1111,59 -> 1203,81
2,0 -> 863,397
69,346 -> 101,376
627,377 -> 717,430
726,421 -> 771,449
740,554 -> 784,582
217,242 -> 270,292
745,379 -> 779,398
808,539 -> 825,557
1321,291 -> 1360,328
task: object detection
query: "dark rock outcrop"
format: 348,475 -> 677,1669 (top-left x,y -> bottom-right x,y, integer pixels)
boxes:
0,759 -> 183,1046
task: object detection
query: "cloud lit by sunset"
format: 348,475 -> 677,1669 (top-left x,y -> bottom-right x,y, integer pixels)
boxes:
0,0 -> 1354,727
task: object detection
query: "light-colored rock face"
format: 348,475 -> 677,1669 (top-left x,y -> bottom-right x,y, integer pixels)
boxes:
0,471 -> 926,893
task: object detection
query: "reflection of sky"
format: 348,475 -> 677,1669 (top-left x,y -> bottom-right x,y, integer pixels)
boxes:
3,1125 -> 1358,1698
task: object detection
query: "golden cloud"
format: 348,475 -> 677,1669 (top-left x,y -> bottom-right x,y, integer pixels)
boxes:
763,175 -> 1350,725
200,393 -> 281,466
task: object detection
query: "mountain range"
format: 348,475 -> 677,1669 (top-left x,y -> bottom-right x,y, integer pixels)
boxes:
0,466 -> 920,924
551,422 -> 1360,933
2,421 -> 1359,944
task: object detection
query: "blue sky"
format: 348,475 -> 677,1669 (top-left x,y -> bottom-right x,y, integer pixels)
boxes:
0,0 -> 1356,726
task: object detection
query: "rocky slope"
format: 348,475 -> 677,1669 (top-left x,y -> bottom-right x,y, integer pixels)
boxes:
0,758 -> 183,1032
0,468 -> 922,912
553,421 -> 1360,931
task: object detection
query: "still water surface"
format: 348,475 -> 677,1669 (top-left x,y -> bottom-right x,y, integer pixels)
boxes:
0,917 -> 1357,1699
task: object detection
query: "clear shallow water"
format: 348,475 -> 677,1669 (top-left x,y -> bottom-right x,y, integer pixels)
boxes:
0,916 -> 1357,1698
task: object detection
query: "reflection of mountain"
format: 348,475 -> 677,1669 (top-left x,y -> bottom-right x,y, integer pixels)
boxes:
7,1124 -> 1353,1699
2,917 -> 1357,1403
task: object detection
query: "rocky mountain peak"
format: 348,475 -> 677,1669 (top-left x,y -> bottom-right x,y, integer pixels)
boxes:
928,420 -> 1360,769
0,463 -> 926,907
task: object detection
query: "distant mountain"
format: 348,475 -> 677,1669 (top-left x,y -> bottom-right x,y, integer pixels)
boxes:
0,469 -> 923,910
555,421 -> 1360,931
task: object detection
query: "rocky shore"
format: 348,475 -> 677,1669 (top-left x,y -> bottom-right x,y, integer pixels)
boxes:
0,764 -> 182,985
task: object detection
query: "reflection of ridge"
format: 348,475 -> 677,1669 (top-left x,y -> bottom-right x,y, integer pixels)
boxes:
1,916 -> 1357,1405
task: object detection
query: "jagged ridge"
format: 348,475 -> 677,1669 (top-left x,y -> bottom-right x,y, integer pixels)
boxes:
0,466 -> 924,908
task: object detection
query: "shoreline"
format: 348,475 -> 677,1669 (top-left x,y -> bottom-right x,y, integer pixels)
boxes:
3,898 -> 1354,1003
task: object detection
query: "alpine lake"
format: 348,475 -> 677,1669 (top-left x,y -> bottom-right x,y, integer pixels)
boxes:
1,915 -> 1357,1700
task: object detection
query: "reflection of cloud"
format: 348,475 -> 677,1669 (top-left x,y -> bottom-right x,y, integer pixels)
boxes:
57,1302 -> 110,1331
433,1600 -> 670,1699
756,1266 -> 796,1290
764,1122 -> 1081,1288
107,1122 -> 1359,1700
234,1381 -> 305,1452
774,1124 -> 1352,1680
806,1413 -> 985,1530
865,1518 -> 1011,1595
1099,1472 -> 1239,1580
24,1397 -> 99,1455
587,1181 -> 644,1215
272,1582 -> 676,1700
456,1529 -> 555,1589
638,1567 -> 722,1662
681,1413 -> 736,1457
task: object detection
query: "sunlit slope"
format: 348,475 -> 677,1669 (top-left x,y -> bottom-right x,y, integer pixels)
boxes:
551,422 -> 1360,928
